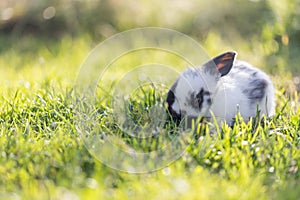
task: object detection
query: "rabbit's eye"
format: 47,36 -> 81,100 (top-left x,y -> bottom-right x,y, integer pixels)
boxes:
186,89 -> 205,111
186,88 -> 211,111
196,88 -> 204,109
207,98 -> 212,104
196,89 -> 212,108
203,91 -> 212,104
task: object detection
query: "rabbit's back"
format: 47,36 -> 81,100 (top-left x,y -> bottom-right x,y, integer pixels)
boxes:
212,60 -> 275,124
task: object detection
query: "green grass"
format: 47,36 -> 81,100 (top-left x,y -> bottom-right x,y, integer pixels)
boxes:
0,35 -> 299,200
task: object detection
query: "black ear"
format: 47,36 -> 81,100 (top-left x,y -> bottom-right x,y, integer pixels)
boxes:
204,51 -> 237,77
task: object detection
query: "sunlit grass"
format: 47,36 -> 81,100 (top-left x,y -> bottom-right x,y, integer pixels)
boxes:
0,35 -> 299,200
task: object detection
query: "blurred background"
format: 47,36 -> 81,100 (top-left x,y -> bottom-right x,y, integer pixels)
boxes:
0,0 -> 299,75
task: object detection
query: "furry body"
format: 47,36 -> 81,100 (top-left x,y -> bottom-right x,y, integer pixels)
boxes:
166,52 -> 275,125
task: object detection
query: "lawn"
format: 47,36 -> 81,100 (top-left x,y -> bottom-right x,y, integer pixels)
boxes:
0,32 -> 299,200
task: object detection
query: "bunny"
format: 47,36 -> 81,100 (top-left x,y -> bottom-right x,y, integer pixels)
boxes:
166,51 -> 275,126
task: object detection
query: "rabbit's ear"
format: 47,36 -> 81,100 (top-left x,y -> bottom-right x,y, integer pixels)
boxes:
204,51 -> 237,77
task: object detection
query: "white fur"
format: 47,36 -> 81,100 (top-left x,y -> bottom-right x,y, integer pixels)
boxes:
171,60 -> 275,125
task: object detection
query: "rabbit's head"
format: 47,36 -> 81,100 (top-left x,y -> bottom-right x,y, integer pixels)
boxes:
166,51 -> 236,125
